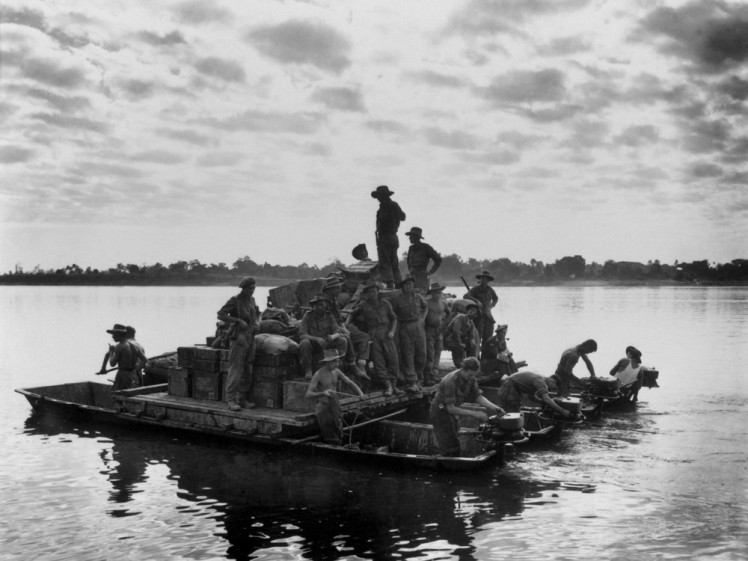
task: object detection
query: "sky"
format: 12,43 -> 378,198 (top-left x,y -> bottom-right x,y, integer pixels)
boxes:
1,0 -> 747,273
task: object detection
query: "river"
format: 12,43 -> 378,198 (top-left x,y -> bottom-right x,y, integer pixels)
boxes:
1,285 -> 746,561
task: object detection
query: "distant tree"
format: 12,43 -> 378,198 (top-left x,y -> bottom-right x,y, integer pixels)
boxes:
554,255 -> 586,278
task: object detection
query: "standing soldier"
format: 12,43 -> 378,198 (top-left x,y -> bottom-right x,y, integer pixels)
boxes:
405,226 -> 442,291
346,281 -> 400,396
371,185 -> 406,289
104,323 -> 140,390
444,303 -> 480,368
217,277 -> 261,411
390,274 -> 428,392
467,271 -> 499,353
424,282 -> 449,386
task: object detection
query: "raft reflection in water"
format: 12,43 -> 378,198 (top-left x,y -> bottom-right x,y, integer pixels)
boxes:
23,413 -> 585,560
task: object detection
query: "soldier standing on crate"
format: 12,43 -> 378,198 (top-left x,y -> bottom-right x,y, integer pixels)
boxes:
217,277 -> 261,411
306,349 -> 365,445
371,185 -> 406,289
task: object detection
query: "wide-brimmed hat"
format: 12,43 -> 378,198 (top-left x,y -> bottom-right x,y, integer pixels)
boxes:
427,282 -> 445,293
495,324 -> 508,332
352,243 -> 369,260
465,302 -> 480,312
308,293 -> 327,305
371,185 -> 394,198
362,280 -> 379,293
320,349 -> 342,362
106,323 -> 128,334
476,270 -> 494,281
626,346 -> 642,360
239,276 -> 256,288
404,226 -> 424,239
397,274 -> 416,287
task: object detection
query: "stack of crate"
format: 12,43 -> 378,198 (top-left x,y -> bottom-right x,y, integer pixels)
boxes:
248,352 -> 298,409
167,347 -> 195,397
170,345 -> 224,400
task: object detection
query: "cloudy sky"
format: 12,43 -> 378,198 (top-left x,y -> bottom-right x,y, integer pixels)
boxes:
1,0 -> 747,272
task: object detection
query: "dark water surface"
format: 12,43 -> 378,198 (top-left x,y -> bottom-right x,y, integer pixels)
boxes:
1,286 -> 747,560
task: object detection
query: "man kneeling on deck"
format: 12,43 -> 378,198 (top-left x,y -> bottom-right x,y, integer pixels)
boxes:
496,370 -> 572,417
306,350 -> 365,445
430,357 -> 505,457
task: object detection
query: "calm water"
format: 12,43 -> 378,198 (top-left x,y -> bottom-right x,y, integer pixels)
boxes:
1,285 -> 747,561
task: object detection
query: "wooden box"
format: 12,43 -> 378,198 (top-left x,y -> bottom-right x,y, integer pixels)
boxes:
167,367 -> 191,397
177,346 -> 196,368
192,358 -> 219,372
194,346 -> 221,361
219,360 -> 231,373
191,370 -> 222,400
282,379 -> 314,412
219,349 -> 231,361
250,378 -> 284,409
255,364 -> 297,381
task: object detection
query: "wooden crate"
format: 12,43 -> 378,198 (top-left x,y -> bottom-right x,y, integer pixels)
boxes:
254,352 -> 295,367
219,360 -> 231,373
177,347 -> 196,368
249,378 -> 284,409
191,370 -> 222,400
192,358 -> 219,372
283,379 -> 314,412
194,346 -> 221,361
255,364 -> 297,381
167,367 -> 191,397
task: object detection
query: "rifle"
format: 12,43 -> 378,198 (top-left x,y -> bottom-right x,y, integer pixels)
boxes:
460,276 -> 471,293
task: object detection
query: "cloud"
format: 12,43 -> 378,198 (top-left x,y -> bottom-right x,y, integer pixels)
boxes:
365,120 -> 409,134
30,112 -> 109,133
196,152 -> 244,167
688,162 -> 723,179
679,118 -> 730,154
476,69 -> 566,105
173,0 -> 231,25
446,0 -> 591,37
194,57 -> 246,82
638,3 -> 748,72
422,127 -> 480,150
0,145 -> 34,163
155,128 -> 212,146
310,87 -> 365,112
405,70 -> 465,89
615,125 -> 660,147
246,20 -> 351,74
120,79 -> 157,98
12,57 -> 87,89
0,6 -> 89,48
718,76 -> 748,100
204,110 -> 325,134
537,36 -> 591,56
24,88 -> 91,111
136,30 -> 187,46
130,151 -> 186,164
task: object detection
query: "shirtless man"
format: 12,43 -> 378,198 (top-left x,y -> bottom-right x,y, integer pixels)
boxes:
305,349 -> 365,445
105,323 -> 140,390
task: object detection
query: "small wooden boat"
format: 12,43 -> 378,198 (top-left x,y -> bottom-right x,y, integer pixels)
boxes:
289,419 -> 505,471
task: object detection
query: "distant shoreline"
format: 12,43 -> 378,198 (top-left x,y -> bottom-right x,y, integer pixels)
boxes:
1,278 -> 744,288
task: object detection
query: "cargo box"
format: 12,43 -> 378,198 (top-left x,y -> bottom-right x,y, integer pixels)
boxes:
177,346 -> 197,368
254,352 -> 296,367
192,358 -> 219,372
194,346 -> 222,361
219,360 -> 231,373
167,367 -> 191,397
191,370 -> 222,400
255,364 -> 297,381
219,349 -> 231,361
283,379 -> 314,412
250,378 -> 284,409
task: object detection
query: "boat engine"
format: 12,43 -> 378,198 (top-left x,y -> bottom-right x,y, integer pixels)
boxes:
580,376 -> 621,399
476,413 -> 529,447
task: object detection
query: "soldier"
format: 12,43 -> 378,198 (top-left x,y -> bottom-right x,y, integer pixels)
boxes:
390,274 -> 428,392
321,278 -> 370,382
444,303 -> 480,368
346,281 -> 400,396
104,323 -> 140,390
218,277 -> 261,411
555,339 -> 598,397
424,282 -> 449,386
467,271 -> 499,352
298,293 -> 349,380
405,226 -> 442,291
371,185 -> 406,288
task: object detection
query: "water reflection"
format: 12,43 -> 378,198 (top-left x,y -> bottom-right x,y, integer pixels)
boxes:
22,413 -> 585,560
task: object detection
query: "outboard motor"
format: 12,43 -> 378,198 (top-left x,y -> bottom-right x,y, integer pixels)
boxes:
476,413 -> 529,447
581,376 -> 621,399
548,396 -> 585,423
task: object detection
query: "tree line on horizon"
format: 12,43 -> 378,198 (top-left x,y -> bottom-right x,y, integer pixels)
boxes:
3,254 -> 747,285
